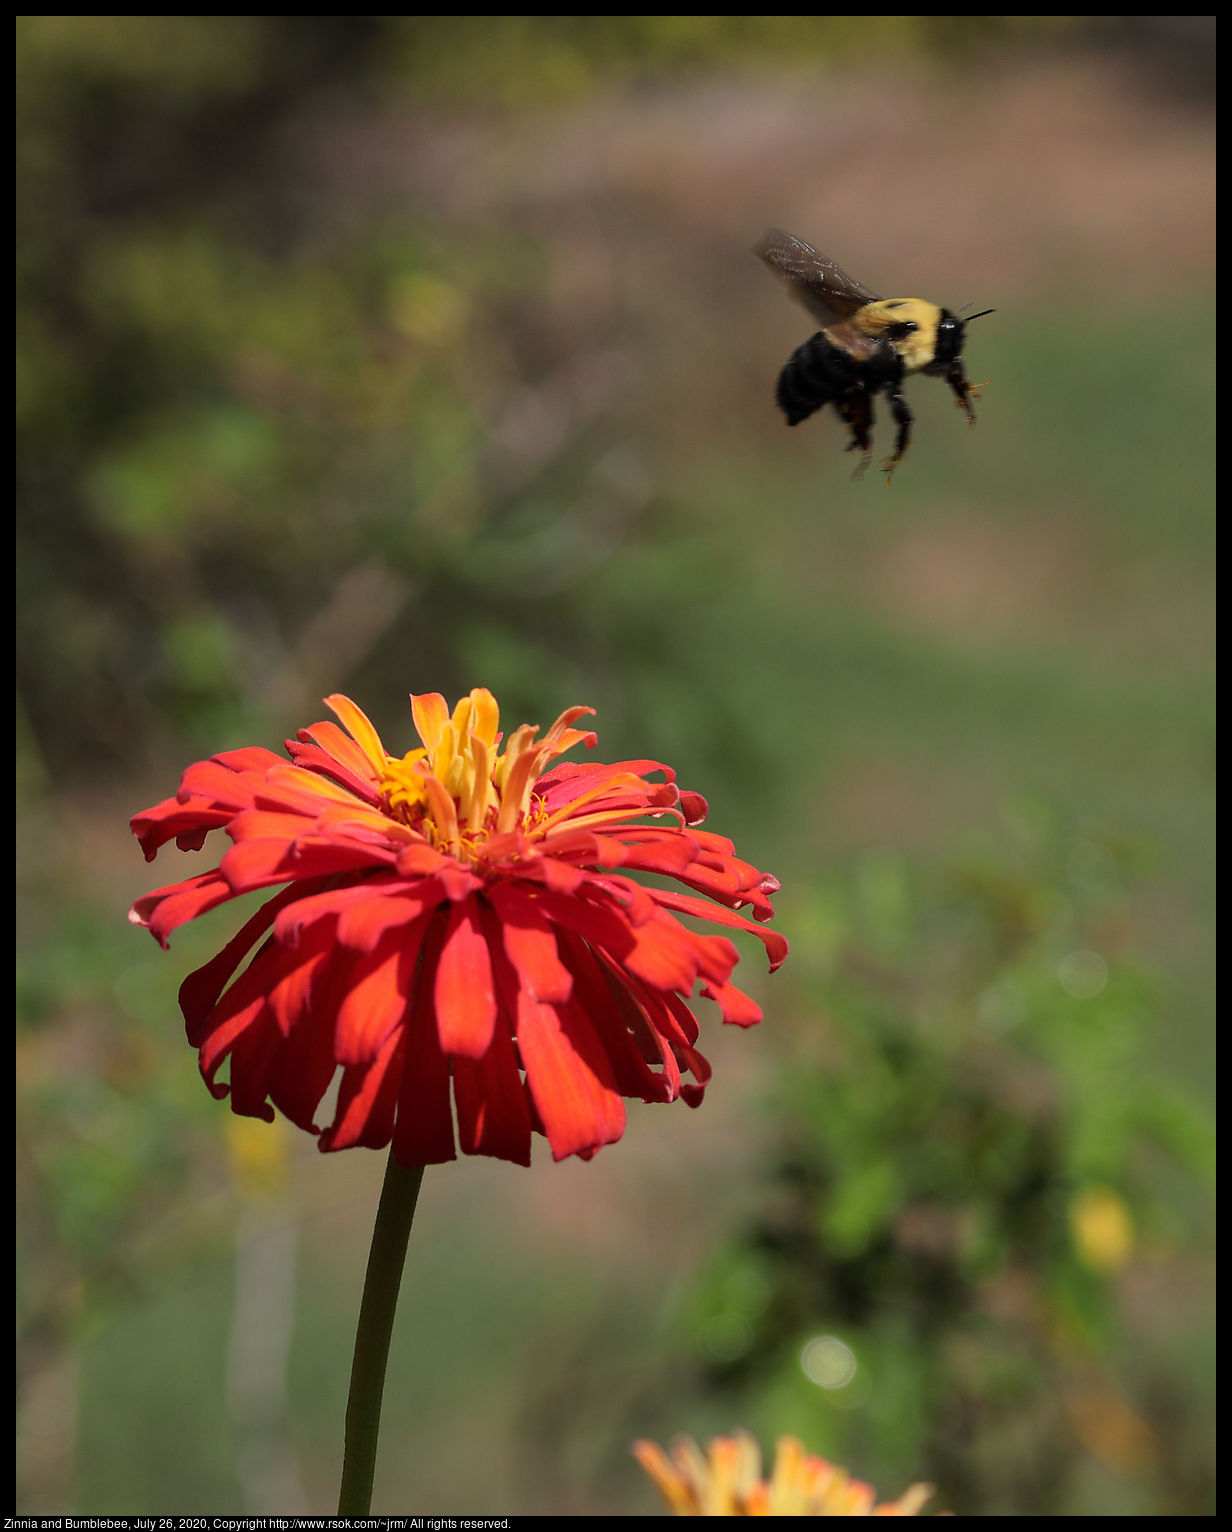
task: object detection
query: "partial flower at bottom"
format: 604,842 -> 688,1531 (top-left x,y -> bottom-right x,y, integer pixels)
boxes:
129,687 -> 786,1165
632,1432 -> 936,1516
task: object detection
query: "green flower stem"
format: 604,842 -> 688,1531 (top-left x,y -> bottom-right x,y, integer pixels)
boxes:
337,1153 -> 425,1515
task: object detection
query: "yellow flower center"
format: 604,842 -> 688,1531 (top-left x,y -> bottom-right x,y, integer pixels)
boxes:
371,687 -> 582,860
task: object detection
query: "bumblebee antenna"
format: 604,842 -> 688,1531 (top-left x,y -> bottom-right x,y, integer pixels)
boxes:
962,308 -> 995,321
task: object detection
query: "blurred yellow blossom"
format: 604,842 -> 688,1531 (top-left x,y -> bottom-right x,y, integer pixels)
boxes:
1070,1186 -> 1134,1272
632,1431 -> 935,1515
225,1111 -> 290,1199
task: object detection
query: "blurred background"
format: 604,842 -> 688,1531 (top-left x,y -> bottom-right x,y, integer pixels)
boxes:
16,17 -> 1214,1517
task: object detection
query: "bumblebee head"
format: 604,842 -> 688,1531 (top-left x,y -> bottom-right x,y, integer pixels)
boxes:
923,309 -> 967,374
925,305 -> 993,374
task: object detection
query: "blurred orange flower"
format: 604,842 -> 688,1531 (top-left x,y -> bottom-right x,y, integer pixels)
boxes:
130,688 -> 785,1165
632,1432 -> 935,1516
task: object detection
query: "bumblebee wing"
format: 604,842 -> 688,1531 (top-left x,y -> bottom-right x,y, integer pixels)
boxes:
822,320 -> 886,362
754,228 -> 882,326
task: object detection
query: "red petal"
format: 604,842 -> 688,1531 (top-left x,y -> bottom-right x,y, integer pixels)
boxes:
605,835 -> 699,874
619,976 -> 711,1097
265,929 -> 360,1132
678,791 -> 709,826
334,918 -> 426,1066
594,872 -> 662,927
198,1001 -> 269,1100
177,758 -> 266,809
489,884 -> 573,1003
602,966 -> 686,1093
539,857 -> 585,894
521,886 -> 637,968
622,910 -> 699,992
392,914 -> 456,1166
212,746 -> 287,775
131,795 -> 231,861
395,842 -> 452,876
700,977 -> 763,1027
287,727 -> 381,801
322,1026 -> 405,1152
453,912 -> 534,1166
536,759 -> 673,811
196,939 -> 286,1091
266,1001 -> 338,1133
272,878 -> 414,947
659,986 -> 701,1046
336,886 -> 440,953
659,860 -> 777,919
556,931 -> 678,1103
131,869 -> 236,949
516,990 -> 626,1161
437,863 -> 483,901
227,809 -> 322,842
434,896 -> 496,1058
534,828 -> 610,864
281,741 -> 381,802
268,918 -> 336,1036
644,888 -> 790,971
219,835 -> 395,893
227,1005 -> 283,1121
178,880 -> 325,1040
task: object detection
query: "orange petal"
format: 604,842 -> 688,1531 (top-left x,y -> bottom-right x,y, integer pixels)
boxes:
299,719 -> 382,784
632,1441 -> 696,1515
469,687 -> 500,745
324,694 -> 388,773
410,691 -> 450,754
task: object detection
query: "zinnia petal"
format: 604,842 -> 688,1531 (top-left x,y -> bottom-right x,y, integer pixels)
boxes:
434,896 -> 497,1058
322,1026 -> 406,1153
489,884 -> 573,1003
454,915 -> 533,1165
334,924 -> 420,1067
511,986 -> 625,1162
392,917 -> 456,1166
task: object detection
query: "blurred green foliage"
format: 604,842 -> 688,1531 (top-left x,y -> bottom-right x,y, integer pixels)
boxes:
17,868 -> 269,1384
371,17 -> 1072,107
19,17 -> 526,770
684,816 -> 1213,1513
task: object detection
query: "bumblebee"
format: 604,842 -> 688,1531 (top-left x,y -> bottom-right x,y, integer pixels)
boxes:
754,228 -> 992,480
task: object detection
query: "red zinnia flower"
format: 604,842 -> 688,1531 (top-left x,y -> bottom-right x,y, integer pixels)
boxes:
130,689 -> 786,1166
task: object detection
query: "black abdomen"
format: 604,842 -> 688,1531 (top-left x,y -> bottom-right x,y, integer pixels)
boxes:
775,332 -> 854,426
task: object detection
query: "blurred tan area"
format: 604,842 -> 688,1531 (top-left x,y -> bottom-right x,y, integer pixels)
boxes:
17,18 -> 1214,1517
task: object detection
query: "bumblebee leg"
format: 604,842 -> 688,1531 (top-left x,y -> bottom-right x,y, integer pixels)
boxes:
837,387 -> 874,478
880,387 -> 913,482
946,358 -> 982,425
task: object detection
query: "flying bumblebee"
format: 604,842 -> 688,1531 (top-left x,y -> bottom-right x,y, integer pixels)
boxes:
754,228 -> 993,480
